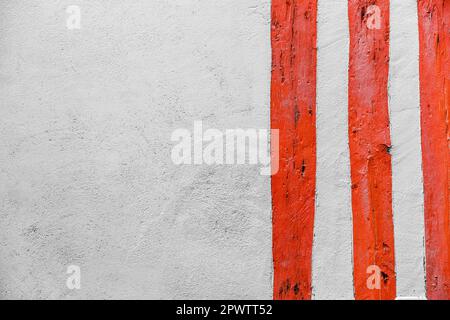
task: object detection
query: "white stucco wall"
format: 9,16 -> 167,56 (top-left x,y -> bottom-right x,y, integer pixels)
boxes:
389,0 -> 425,299
313,0 -> 353,300
0,0 -> 272,299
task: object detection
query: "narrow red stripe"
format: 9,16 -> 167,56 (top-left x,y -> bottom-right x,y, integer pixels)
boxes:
348,0 -> 396,300
418,0 -> 450,300
271,0 -> 317,300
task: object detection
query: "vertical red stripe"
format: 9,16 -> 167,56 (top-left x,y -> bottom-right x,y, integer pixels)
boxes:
348,0 -> 396,300
271,0 -> 317,300
418,0 -> 450,300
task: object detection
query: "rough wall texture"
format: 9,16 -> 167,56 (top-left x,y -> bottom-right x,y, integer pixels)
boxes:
0,0 -> 272,299
313,0 -> 354,300
390,0 -> 425,299
1,0 -> 446,301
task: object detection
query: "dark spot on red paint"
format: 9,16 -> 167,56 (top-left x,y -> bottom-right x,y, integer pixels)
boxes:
304,10 -> 310,20
380,144 -> 392,154
352,184 -> 358,189
381,271 -> 389,284
301,160 -> 306,177
361,6 -> 367,22
280,51 -> 285,83
286,279 -> 291,292
293,283 -> 300,295
279,279 -> 291,296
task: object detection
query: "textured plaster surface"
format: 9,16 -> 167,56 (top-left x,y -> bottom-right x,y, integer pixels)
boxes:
389,0 -> 426,299
0,0 -> 272,299
312,0 -> 354,300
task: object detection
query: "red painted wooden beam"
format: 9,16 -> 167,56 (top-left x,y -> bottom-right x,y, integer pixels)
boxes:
271,0 -> 317,300
348,0 -> 396,300
418,0 -> 450,300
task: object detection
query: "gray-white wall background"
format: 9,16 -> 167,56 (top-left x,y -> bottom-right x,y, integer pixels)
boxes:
0,0 -> 272,299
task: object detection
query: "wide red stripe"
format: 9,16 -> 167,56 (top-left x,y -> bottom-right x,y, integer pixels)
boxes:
418,0 -> 450,300
271,0 -> 317,300
348,0 -> 396,300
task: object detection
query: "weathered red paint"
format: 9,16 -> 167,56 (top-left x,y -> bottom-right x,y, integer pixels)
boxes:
348,0 -> 396,299
271,0 -> 317,300
418,0 -> 450,300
